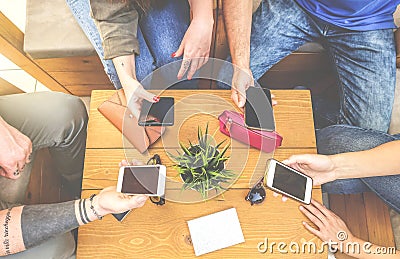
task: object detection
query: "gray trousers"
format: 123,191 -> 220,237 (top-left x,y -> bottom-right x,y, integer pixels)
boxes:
0,92 -> 87,204
0,92 -> 88,258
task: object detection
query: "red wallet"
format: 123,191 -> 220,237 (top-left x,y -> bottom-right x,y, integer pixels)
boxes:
218,110 -> 283,153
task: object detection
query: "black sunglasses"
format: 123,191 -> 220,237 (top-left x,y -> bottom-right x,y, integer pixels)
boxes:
245,176 -> 266,205
146,154 -> 165,206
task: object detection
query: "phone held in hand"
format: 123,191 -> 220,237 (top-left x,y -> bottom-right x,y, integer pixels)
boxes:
138,97 -> 174,126
266,159 -> 312,204
244,87 -> 275,131
116,165 -> 166,197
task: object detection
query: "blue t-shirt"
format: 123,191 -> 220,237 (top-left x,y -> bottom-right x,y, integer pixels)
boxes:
295,0 -> 400,31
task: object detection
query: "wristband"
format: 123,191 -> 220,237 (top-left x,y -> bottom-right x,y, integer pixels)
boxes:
89,194 -> 103,220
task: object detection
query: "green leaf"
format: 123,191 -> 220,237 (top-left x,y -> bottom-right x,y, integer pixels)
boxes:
179,142 -> 192,156
214,139 -> 226,150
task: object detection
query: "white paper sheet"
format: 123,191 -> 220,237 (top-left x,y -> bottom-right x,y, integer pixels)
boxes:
187,208 -> 245,256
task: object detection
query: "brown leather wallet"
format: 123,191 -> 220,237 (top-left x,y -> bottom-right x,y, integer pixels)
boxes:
97,89 -> 164,153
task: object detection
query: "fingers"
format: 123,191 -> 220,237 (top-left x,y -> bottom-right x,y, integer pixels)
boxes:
302,221 -> 322,239
188,57 -> 208,80
272,191 -> 288,202
186,58 -> 200,80
271,94 -> 278,106
0,168 -> 7,178
119,159 -> 145,167
173,44 -> 184,58
119,160 -> 130,167
134,86 -> 157,103
285,154 -> 314,167
7,125 -> 32,165
131,159 -> 145,166
237,91 -> 246,108
310,199 -> 331,218
199,56 -> 209,69
20,135 -> 32,164
231,89 -> 240,108
304,202 -> 327,223
299,205 -> 325,230
231,86 -> 246,108
177,59 -> 191,80
128,195 -> 148,209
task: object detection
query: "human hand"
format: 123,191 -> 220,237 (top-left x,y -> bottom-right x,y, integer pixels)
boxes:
231,67 -> 253,108
283,154 -> 337,186
175,18 -> 213,80
0,117 -> 32,179
230,67 -> 278,109
300,199 -> 355,251
93,186 -> 148,216
272,155 -> 337,202
122,79 -> 158,119
93,160 -> 148,216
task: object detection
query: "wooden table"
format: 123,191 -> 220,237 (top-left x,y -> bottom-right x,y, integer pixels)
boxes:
77,90 -> 325,258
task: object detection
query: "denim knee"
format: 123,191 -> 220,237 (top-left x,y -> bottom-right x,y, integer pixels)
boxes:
322,178 -> 370,194
316,124 -> 395,155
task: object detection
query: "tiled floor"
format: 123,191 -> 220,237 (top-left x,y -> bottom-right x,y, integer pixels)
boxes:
0,0 -> 50,93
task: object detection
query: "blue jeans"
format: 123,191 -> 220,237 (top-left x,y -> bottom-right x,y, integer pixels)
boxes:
317,125 -> 400,213
222,0 -> 396,132
66,0 -> 196,89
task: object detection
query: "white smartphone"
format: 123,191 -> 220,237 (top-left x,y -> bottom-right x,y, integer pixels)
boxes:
266,159 -> 312,204
117,165 -> 166,196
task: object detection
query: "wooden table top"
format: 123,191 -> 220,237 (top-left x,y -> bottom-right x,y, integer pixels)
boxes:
77,90 -> 326,258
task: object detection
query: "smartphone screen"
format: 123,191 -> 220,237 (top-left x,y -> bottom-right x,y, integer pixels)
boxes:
139,97 -> 174,126
245,87 -> 275,131
272,163 -> 307,200
121,166 -> 160,195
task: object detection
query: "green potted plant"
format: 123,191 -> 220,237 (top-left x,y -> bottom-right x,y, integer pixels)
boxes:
169,124 -> 234,199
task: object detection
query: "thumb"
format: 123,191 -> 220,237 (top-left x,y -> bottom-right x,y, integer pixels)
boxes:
135,87 -> 157,103
286,154 -> 313,166
128,195 -> 148,209
173,42 -> 184,58
237,90 -> 246,108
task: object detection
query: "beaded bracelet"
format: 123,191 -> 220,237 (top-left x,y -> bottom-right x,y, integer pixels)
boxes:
89,194 -> 103,220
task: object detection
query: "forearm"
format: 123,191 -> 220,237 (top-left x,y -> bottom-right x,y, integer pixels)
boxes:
112,55 -> 137,85
331,140 -> 400,179
344,237 -> 398,258
222,0 -> 252,68
188,0 -> 213,24
0,199 -> 99,256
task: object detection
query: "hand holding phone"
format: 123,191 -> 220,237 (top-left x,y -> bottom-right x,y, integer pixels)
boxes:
266,159 -> 312,204
244,87 -> 275,131
117,165 -> 166,196
138,97 -> 174,126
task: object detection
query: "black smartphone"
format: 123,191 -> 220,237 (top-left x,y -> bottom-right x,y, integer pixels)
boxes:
112,210 -> 132,222
138,97 -> 174,126
244,87 -> 275,131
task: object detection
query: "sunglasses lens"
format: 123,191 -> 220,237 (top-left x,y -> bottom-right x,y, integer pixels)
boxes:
245,186 -> 266,205
150,196 -> 165,206
147,154 -> 162,165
